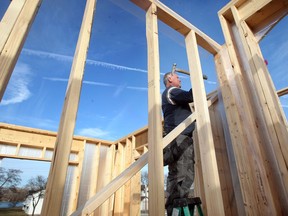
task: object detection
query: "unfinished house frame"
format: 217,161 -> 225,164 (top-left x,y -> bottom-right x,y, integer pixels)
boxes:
0,0 -> 287,215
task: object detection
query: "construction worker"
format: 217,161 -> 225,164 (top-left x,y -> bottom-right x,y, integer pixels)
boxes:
162,71 -> 195,216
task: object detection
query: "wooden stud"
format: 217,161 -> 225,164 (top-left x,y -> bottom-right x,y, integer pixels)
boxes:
123,138 -> 133,215
70,113 -> 196,216
209,100 -> 238,216
215,47 -> 259,215
129,135 -> 141,216
0,0 -> 42,101
0,0 -> 25,53
193,128 -> 207,215
68,140 -> 86,215
146,3 -> 165,216
99,145 -> 115,216
185,30 -> 225,216
41,0 -> 97,215
113,143 -> 125,215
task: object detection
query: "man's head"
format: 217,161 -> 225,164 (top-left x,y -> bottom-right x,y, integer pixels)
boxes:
163,72 -> 181,88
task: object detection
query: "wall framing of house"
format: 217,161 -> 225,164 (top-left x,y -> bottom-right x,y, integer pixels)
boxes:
0,0 -> 287,215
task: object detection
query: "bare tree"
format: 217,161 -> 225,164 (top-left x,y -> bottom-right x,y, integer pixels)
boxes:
0,168 -> 22,199
141,170 -> 168,188
5,187 -> 28,207
141,170 -> 148,186
25,175 -> 47,216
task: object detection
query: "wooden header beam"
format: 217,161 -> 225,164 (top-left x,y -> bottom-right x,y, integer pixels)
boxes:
219,0 -> 288,40
131,0 -> 221,55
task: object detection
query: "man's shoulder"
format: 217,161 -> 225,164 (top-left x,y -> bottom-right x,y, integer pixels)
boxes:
162,86 -> 178,96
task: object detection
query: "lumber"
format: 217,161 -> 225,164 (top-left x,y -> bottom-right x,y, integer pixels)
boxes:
0,0 -> 42,101
70,112 -> 196,216
129,136 -> 141,215
185,30 -> 225,216
131,0 -> 221,55
40,0 -> 97,215
0,0 -> 25,53
69,94 -> 217,216
215,47 -> 261,215
146,3 -> 165,215
123,138 -> 133,215
237,0 -> 271,21
68,140 -> 86,215
113,143 -> 125,215
231,6 -> 288,208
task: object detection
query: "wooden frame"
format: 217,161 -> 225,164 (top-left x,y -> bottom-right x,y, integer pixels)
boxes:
0,0 -> 287,215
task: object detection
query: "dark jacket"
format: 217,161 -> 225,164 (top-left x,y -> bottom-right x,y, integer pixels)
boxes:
162,86 -> 195,136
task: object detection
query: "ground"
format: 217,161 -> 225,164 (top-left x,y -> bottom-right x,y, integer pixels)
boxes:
0,207 -> 26,216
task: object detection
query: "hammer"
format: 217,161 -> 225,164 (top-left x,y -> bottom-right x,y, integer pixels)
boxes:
171,63 -> 208,80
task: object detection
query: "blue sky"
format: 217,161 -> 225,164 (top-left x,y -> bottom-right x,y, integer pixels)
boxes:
0,0 -> 287,186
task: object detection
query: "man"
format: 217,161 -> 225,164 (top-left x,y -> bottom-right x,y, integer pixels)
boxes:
162,71 -> 195,216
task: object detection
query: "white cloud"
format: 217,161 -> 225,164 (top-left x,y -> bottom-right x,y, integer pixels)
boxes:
86,59 -> 147,73
43,77 -> 68,82
23,48 -> 147,73
77,127 -> 110,139
43,76 -> 148,93
280,97 -> 288,108
83,80 -> 115,87
126,86 -> 147,91
43,77 -> 116,87
205,80 -> 217,85
1,63 -> 32,106
113,84 -> 126,97
22,48 -> 72,62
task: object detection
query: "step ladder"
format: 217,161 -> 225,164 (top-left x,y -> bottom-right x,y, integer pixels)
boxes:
172,197 -> 204,216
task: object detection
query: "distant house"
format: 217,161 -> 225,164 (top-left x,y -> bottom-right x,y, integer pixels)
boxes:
22,190 -> 45,215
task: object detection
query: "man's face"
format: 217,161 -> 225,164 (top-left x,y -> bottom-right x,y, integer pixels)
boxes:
168,73 -> 181,88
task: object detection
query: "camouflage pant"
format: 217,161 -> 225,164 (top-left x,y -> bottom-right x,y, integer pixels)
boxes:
163,134 -> 195,216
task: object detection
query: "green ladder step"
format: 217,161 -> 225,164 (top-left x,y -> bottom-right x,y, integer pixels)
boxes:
172,197 -> 204,216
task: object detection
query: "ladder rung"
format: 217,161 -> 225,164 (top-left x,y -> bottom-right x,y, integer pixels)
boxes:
172,197 -> 204,216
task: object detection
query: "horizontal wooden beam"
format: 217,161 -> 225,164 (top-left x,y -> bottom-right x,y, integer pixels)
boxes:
219,0 -> 288,34
0,154 -> 79,165
0,123 -> 113,146
131,0 -> 221,55
237,0 -> 271,21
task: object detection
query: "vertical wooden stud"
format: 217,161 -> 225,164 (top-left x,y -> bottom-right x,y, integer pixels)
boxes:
123,138 -> 132,215
185,30 -> 225,215
67,140 -> 86,215
146,3 -> 165,215
130,135 -> 141,216
113,143 -> 125,215
41,0 -> 97,215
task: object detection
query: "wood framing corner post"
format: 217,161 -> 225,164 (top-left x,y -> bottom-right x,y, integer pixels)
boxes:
146,3 -> 165,216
